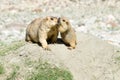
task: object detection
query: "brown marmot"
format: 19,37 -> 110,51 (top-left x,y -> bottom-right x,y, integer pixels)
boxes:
25,16 -> 58,50
57,17 -> 77,49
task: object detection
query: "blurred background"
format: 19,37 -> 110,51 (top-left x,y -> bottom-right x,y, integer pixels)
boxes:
0,0 -> 120,47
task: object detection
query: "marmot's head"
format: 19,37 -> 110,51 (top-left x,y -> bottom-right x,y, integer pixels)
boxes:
57,17 -> 70,33
44,16 -> 58,28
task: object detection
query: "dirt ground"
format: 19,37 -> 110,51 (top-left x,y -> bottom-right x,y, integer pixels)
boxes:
0,32 -> 120,80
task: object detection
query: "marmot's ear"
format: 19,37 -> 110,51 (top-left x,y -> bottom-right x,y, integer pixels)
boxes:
46,16 -> 50,20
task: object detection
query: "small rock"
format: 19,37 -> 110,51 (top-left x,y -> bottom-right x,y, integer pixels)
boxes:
76,26 -> 88,33
32,8 -> 42,13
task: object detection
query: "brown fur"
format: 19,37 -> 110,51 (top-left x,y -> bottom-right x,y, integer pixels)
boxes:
25,16 -> 58,50
57,17 -> 77,49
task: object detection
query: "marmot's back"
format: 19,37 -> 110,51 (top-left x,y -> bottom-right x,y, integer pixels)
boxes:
26,18 -> 42,42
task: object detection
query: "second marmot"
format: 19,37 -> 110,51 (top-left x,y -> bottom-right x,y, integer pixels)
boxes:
57,17 -> 77,49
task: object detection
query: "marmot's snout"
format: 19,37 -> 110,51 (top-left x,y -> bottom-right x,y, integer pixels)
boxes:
57,17 -> 61,26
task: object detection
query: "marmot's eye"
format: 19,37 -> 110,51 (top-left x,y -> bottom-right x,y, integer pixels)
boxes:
51,18 -> 54,20
63,19 -> 65,22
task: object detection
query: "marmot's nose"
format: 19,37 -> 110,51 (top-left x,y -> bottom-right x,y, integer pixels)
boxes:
57,18 -> 61,25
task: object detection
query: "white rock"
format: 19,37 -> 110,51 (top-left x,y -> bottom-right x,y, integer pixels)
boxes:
10,57 -> 21,63
76,26 -> 88,33
85,17 -> 97,26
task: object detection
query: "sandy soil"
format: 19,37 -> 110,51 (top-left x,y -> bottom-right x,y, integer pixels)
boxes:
1,32 -> 120,80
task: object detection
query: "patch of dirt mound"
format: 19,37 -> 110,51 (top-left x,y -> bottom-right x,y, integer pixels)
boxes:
1,32 -> 119,80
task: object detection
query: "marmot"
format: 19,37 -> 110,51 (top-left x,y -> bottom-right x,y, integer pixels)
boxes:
57,17 -> 77,49
25,16 -> 58,50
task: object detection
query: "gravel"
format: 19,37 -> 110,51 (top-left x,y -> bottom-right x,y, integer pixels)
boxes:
0,0 -> 120,47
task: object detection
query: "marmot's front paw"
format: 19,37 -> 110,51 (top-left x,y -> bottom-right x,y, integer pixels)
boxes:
43,46 -> 51,51
68,46 -> 75,50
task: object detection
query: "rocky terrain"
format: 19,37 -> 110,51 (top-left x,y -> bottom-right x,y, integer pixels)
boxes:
0,0 -> 120,47
0,0 -> 120,80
